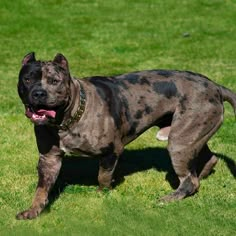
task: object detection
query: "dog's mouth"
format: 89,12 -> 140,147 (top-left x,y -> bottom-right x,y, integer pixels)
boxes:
25,106 -> 56,125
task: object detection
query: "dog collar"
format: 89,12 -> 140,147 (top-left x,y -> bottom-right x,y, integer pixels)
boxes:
59,80 -> 86,131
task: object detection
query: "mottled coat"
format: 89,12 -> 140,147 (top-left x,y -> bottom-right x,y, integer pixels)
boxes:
17,52 -> 236,219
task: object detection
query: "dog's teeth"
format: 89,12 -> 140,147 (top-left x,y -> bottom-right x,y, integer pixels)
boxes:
32,114 -> 46,121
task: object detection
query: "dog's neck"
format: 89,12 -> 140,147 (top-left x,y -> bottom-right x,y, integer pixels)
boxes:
59,77 -> 86,130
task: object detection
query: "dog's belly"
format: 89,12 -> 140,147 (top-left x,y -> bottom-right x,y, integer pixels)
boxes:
60,144 -> 91,157
59,130 -> 115,157
60,138 -> 100,156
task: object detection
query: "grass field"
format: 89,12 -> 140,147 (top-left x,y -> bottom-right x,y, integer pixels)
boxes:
0,0 -> 236,235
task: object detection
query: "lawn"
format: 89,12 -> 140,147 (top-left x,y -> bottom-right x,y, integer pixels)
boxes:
0,0 -> 236,235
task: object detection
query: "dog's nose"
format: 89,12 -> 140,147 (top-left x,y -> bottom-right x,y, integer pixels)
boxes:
32,89 -> 47,100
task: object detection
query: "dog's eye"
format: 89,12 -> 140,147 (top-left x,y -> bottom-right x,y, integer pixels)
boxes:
52,79 -> 59,85
48,77 -> 59,85
24,77 -> 31,84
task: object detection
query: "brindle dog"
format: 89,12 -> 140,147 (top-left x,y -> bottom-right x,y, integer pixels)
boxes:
17,52 -> 236,219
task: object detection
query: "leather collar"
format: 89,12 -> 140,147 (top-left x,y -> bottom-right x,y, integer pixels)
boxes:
58,80 -> 86,131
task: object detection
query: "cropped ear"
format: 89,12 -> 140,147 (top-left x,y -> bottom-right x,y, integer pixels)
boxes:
22,52 -> 36,66
53,53 -> 69,71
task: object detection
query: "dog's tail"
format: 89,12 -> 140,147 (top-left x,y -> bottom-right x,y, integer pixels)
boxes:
220,86 -> 236,116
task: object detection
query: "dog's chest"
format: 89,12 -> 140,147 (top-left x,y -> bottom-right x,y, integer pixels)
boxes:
59,130 -> 108,156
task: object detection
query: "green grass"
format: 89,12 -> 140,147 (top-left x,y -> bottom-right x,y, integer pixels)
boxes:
0,0 -> 236,235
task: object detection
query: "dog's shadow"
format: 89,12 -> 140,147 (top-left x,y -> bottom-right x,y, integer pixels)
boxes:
49,147 -> 236,205
49,147 -> 177,202
216,153 -> 236,178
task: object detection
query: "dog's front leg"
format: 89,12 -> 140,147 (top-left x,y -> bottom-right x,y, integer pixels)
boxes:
16,153 -> 62,220
97,154 -> 119,191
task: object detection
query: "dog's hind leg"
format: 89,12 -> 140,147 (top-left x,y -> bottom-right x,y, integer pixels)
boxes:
196,145 -> 218,179
160,106 -> 223,202
162,145 -> 200,202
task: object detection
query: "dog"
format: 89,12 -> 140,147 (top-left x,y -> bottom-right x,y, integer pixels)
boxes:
16,52 -> 236,219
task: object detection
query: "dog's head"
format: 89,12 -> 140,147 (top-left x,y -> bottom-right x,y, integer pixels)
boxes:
18,52 -> 71,125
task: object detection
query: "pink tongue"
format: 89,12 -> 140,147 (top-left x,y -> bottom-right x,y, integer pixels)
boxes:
36,109 -> 56,118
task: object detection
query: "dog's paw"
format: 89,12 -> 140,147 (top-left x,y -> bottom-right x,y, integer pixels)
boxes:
16,208 -> 39,220
96,186 -> 112,193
